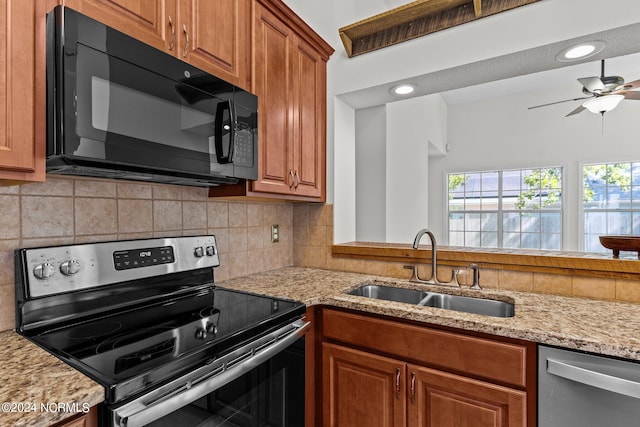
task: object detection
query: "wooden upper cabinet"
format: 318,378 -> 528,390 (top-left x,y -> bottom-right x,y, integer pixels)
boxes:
237,0 -> 332,201
62,0 -> 173,51
250,2 -> 293,196
63,0 -> 251,89
291,35 -> 326,198
0,0 -> 46,183
180,0 -> 251,90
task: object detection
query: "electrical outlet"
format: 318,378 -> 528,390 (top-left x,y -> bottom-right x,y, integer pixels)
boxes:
271,224 -> 280,243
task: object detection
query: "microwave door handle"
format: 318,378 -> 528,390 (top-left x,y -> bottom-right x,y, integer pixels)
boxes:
214,100 -> 235,164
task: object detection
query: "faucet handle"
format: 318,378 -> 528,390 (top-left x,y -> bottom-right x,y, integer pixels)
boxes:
403,265 -> 420,282
468,263 -> 481,290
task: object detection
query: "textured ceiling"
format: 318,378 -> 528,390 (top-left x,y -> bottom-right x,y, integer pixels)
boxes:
339,21 -> 640,109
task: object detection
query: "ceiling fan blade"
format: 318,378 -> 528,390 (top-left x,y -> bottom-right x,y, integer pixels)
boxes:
615,79 -> 640,92
578,77 -> 605,93
622,91 -> 640,100
528,96 -> 592,110
566,105 -> 586,117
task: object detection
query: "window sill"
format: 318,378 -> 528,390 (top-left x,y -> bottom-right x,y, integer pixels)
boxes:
332,242 -> 640,280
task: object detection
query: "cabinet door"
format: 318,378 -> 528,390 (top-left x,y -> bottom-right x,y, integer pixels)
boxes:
179,0 -> 250,90
0,0 -> 45,183
63,0 -> 174,52
250,3 -> 294,196
408,364 -> 527,427
290,36 -> 325,199
323,342 -> 406,427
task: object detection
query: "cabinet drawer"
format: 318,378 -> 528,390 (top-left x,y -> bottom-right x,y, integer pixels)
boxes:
322,309 -> 528,388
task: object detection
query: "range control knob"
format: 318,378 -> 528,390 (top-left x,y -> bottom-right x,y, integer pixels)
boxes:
206,322 -> 218,337
194,247 -> 204,258
205,246 -> 215,256
194,328 -> 207,340
60,260 -> 81,276
33,263 -> 56,280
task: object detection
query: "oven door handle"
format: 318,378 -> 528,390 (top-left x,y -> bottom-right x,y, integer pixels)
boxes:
113,319 -> 310,427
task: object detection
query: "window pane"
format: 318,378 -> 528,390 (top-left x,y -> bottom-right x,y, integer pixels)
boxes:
521,233 -> 540,249
503,233 -> 521,248
449,212 -> 464,231
503,212 -> 521,232
449,231 -> 464,246
481,232 -> 498,248
465,231 -> 481,247
541,213 -> 561,233
521,212 -> 540,233
465,213 -> 481,231
541,233 -> 561,250
481,213 -> 498,232
607,211 -> 632,235
584,211 -> 606,234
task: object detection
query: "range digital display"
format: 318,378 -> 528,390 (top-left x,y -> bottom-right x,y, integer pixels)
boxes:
113,246 -> 175,270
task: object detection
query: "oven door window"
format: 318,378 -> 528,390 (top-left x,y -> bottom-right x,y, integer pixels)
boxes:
144,339 -> 305,427
70,43 -> 235,175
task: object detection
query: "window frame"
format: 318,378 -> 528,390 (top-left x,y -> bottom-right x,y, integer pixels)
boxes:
579,160 -> 640,253
445,166 -> 564,250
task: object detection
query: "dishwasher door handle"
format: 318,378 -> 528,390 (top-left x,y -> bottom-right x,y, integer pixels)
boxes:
547,358 -> 640,399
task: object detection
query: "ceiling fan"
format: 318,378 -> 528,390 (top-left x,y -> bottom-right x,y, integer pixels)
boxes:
528,59 -> 640,116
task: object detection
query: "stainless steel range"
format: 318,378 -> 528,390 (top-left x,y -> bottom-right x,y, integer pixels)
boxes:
15,236 -> 308,427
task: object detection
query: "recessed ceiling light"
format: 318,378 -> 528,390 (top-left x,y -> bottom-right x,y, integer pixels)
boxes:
556,41 -> 605,62
390,84 -> 417,96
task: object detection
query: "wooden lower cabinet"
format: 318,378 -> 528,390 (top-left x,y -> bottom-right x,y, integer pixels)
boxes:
409,365 -> 526,427
323,343 -> 407,427
320,309 -> 534,427
51,406 -> 98,427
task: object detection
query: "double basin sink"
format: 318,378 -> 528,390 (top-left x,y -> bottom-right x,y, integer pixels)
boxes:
347,284 -> 514,318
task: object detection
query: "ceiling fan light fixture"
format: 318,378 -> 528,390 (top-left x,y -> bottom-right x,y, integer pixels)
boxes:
556,41 -> 605,62
390,84 -> 417,96
582,94 -> 624,114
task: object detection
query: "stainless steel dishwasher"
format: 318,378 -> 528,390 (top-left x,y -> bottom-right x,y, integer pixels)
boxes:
539,345 -> 640,426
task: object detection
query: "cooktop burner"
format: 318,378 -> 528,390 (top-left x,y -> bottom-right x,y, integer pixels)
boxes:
66,320 -> 123,340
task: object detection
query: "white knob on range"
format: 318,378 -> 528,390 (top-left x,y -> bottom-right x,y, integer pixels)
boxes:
33,263 -> 56,280
60,260 -> 81,276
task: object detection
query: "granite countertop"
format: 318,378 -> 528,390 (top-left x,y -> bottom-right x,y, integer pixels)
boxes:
220,267 -> 640,361
0,331 -> 104,427
4,266 -> 640,426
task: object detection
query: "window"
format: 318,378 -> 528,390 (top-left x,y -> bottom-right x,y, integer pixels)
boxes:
583,162 -> 640,254
448,167 -> 562,250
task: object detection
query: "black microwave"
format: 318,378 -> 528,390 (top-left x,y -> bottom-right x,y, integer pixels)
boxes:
46,6 -> 258,187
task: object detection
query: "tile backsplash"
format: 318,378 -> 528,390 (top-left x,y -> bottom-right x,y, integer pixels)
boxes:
0,176 -> 294,332
3,177 -> 640,333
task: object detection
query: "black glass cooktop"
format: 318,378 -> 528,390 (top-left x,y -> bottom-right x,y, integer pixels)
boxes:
28,287 -> 305,403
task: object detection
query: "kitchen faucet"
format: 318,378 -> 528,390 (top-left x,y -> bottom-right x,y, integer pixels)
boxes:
405,229 -> 479,288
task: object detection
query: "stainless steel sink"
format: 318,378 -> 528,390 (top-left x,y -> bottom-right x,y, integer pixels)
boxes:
417,292 -> 514,317
347,284 -> 514,318
348,284 -> 426,304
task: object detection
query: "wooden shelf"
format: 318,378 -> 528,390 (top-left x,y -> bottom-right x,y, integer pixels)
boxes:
332,242 -> 640,280
339,0 -> 542,57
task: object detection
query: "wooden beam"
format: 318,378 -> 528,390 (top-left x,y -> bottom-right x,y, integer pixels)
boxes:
473,0 -> 483,16
338,0 -> 542,58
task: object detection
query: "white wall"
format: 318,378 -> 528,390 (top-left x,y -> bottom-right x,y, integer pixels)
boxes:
355,106 -> 386,242
281,0 -> 640,243
429,85 -> 640,250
